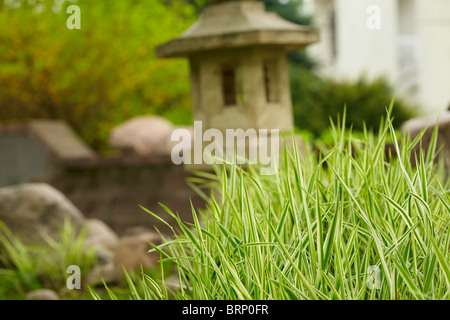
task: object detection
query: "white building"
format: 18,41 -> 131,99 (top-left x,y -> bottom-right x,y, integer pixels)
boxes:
308,0 -> 450,115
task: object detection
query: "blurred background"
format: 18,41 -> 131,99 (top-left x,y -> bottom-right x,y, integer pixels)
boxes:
2,0 -> 448,154
308,0 -> 450,118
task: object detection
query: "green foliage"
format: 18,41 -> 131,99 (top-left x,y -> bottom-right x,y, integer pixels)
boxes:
290,66 -> 416,137
0,215 -> 171,300
0,219 -> 96,299
260,0 -> 311,25
0,0 -> 195,151
0,0 -> 415,153
185,0 -> 206,15
122,110 -> 450,300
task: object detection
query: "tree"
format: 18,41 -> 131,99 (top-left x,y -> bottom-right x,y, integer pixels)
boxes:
0,0 -> 196,150
260,0 -> 311,25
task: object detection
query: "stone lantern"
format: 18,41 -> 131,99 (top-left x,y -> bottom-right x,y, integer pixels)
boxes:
157,0 -> 318,130
156,0 -> 319,168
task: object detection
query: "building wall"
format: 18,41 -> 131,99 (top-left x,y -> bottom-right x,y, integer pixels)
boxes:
335,0 -> 398,83
309,0 -> 450,115
310,0 -> 398,83
307,0 -> 336,76
416,0 -> 450,113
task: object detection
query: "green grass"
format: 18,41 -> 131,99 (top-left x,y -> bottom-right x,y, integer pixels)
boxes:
121,107 -> 450,300
2,106 -> 449,300
0,217 -> 173,300
0,220 -> 97,300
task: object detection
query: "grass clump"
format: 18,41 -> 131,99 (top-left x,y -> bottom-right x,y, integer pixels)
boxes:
0,220 -> 97,300
130,108 -> 450,300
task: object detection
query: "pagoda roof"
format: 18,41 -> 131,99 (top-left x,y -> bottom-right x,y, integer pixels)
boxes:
156,0 -> 319,58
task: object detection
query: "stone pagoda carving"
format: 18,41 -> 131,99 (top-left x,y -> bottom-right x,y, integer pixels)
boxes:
157,0 -> 319,169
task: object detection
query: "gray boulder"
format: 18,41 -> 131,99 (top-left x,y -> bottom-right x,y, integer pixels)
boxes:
84,219 -> 118,266
0,183 -> 86,244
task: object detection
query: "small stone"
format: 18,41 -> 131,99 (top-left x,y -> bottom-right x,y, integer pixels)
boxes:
26,289 -> 60,300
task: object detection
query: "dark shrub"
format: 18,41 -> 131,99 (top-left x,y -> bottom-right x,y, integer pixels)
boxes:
290,67 -> 416,137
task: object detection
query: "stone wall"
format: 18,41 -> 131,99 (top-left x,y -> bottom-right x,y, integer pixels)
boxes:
0,126 -> 53,187
0,121 -> 206,236
43,157 -> 205,236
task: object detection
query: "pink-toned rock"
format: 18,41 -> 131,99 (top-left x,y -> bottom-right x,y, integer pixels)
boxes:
109,116 -> 175,156
165,126 -> 194,156
26,289 -> 59,300
113,232 -> 163,279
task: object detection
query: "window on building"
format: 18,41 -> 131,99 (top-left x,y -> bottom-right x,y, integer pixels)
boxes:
263,61 -> 279,103
222,64 -> 243,106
